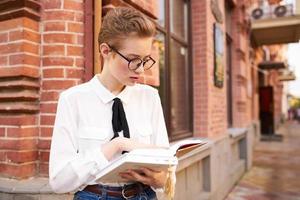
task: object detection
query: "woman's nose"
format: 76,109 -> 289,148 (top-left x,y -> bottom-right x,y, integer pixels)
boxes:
135,64 -> 145,74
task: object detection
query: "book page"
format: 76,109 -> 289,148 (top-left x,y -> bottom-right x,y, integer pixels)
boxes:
170,138 -> 207,157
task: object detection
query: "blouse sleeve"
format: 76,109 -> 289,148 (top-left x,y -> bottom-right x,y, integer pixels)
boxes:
151,90 -> 170,148
49,93 -> 109,193
150,90 -> 176,199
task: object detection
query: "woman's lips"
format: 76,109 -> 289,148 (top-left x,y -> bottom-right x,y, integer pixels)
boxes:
130,76 -> 139,80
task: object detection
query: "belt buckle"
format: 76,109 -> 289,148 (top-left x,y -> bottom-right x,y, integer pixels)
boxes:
121,184 -> 136,199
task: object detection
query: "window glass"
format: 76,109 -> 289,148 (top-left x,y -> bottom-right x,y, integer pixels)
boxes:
158,0 -> 165,27
169,39 -> 190,134
170,0 -> 188,41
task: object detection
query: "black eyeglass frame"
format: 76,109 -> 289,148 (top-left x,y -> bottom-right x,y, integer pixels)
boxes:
107,44 -> 156,71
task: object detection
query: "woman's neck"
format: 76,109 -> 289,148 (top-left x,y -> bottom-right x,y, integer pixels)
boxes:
97,73 -> 125,96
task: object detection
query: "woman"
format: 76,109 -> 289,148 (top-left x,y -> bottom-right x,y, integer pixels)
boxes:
49,6 -> 170,200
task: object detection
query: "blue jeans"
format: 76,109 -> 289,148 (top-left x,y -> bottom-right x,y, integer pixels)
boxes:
73,184 -> 157,200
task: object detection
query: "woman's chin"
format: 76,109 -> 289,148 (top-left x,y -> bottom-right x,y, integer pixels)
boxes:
127,82 -> 136,86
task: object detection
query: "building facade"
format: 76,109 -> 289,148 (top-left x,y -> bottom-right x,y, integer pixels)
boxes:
1,0 -> 296,199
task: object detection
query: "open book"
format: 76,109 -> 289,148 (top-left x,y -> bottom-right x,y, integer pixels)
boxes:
95,138 -> 207,183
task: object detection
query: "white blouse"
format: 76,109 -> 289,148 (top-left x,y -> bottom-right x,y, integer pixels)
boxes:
49,75 -> 169,193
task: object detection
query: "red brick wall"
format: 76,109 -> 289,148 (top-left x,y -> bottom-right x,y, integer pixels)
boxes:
229,1 -> 255,128
192,0 -> 258,138
39,0 -> 85,176
0,16 -> 40,179
192,0 -> 230,138
192,0 -> 210,137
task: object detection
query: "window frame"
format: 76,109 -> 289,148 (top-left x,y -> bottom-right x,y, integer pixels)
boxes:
156,0 -> 193,141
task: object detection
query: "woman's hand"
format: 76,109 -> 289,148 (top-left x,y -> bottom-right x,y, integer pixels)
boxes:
101,137 -> 158,160
117,137 -> 157,152
119,167 -> 168,188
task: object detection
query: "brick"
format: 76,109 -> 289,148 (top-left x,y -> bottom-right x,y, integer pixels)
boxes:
9,54 -> 40,66
43,33 -> 75,44
7,127 -> 39,138
40,91 -> 60,101
0,32 -> 8,43
75,58 -> 84,67
44,10 -> 75,21
44,0 -> 62,9
40,115 -> 55,126
38,139 -> 51,150
0,139 -> 37,150
23,42 -> 39,55
40,103 -> 58,113
8,30 -> 22,41
0,115 -> 37,126
0,56 -> 7,66
0,43 -> 22,54
0,152 -> 6,162
39,162 -> 49,176
67,22 -> 83,33
43,68 -> 64,78
0,163 -> 37,178
6,151 -> 38,163
64,0 -> 83,10
77,35 -> 84,45
43,45 -> 65,56
23,18 -> 39,32
42,57 -> 73,66
75,12 -> 84,22
39,151 -> 50,163
67,46 -> 83,56
44,21 -> 66,32
0,66 -> 39,78
66,68 -> 84,78
42,80 -> 76,90
9,29 -> 40,43
0,18 -> 23,32
40,127 -> 53,137
0,128 -> 5,137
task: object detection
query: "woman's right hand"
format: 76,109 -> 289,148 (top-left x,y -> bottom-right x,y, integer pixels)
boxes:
101,137 -> 157,161
117,137 -> 157,152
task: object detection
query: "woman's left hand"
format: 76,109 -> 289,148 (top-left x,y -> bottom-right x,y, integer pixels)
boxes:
119,167 -> 167,188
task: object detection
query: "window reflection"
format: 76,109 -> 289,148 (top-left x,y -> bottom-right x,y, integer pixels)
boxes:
158,0 -> 165,27
170,0 -> 188,41
170,39 -> 190,133
154,32 -> 166,110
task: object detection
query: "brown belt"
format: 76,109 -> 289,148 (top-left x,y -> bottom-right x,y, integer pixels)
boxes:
83,183 -> 149,199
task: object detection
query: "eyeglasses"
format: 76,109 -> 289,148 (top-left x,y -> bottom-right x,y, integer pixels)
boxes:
108,44 -> 156,72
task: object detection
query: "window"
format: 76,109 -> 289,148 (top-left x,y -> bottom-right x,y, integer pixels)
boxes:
156,0 -> 192,141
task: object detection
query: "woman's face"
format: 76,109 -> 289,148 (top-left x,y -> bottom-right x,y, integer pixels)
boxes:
106,36 -> 153,86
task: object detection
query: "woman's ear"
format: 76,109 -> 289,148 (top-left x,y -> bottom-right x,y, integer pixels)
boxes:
99,43 -> 111,58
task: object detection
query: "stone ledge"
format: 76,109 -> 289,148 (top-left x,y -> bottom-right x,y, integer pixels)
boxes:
228,127 -> 247,142
177,141 -> 212,172
0,177 -> 55,194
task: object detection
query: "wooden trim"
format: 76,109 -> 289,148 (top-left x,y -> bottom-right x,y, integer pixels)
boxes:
94,0 -> 102,74
84,0 -> 94,81
123,0 -> 157,19
187,0 -> 194,137
165,0 -> 171,139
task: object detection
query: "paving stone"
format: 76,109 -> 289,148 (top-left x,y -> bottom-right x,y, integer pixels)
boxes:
224,122 -> 300,200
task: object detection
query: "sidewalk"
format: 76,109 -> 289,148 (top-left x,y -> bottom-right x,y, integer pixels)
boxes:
225,121 -> 300,200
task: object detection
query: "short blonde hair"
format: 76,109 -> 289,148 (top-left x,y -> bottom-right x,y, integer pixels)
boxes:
98,7 -> 156,49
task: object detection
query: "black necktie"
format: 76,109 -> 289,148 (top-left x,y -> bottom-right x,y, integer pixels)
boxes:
111,98 -> 130,140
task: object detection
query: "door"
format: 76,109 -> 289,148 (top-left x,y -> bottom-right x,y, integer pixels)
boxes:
259,86 -> 274,135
